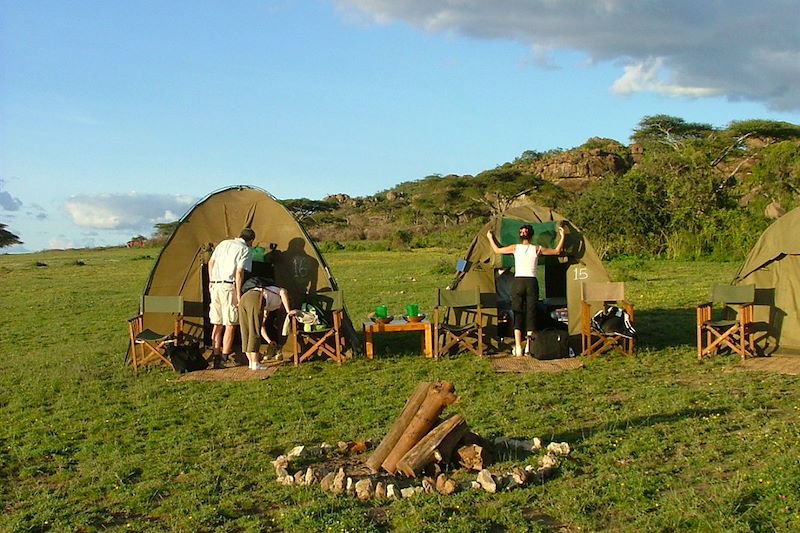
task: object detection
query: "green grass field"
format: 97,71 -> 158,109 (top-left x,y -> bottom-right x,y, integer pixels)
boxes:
1,248 -> 798,532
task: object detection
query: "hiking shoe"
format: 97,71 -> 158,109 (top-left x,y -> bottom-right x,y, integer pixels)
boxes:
250,363 -> 268,371
512,346 -> 523,357
212,355 -> 224,369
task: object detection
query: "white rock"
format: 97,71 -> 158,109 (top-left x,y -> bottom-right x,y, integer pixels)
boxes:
387,484 -> 399,499
331,468 -> 346,495
304,467 -> 318,485
274,466 -> 289,480
538,454 -> 558,469
546,442 -> 570,456
319,471 -> 335,492
374,481 -> 386,499
346,477 -> 355,496
287,445 -> 306,458
355,479 -> 373,500
400,487 -> 417,499
272,455 -> 289,469
477,469 -> 497,493
511,467 -> 528,486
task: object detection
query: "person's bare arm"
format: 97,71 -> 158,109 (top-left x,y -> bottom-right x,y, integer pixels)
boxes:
234,267 -> 245,305
486,230 -> 516,255
540,226 -> 566,256
278,288 -> 294,315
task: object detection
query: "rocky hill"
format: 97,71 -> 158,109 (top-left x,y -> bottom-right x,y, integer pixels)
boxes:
288,117 -> 800,259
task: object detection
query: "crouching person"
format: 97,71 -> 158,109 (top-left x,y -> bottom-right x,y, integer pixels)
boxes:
239,283 -> 295,370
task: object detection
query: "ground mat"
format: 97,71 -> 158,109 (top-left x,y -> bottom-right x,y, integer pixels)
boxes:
490,356 -> 584,373
738,355 -> 800,376
177,361 -> 282,382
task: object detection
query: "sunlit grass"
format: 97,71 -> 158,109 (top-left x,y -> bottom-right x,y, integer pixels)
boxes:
0,247 -> 798,532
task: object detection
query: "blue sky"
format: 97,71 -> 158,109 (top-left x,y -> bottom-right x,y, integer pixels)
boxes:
1,0 -> 799,253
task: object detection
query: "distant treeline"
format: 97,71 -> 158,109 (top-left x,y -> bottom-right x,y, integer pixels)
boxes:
144,115 -> 800,261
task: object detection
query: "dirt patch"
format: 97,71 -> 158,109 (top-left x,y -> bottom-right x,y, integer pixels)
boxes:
491,356 -> 584,373
737,355 -> 800,376
176,360 -> 282,382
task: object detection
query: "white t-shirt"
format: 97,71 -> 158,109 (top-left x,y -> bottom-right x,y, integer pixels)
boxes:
261,286 -> 283,312
209,238 -> 252,282
513,244 -> 540,277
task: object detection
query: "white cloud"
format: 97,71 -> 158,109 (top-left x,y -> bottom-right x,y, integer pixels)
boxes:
611,57 -> 719,98
64,193 -> 196,233
337,0 -> 800,110
0,179 -> 23,211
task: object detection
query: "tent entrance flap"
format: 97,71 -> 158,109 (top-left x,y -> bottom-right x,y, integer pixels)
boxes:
451,202 -> 611,350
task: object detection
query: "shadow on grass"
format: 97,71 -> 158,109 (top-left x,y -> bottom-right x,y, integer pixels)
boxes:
635,307 -> 697,350
550,406 -> 730,448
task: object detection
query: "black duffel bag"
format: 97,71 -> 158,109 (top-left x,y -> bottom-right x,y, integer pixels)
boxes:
531,329 -> 569,360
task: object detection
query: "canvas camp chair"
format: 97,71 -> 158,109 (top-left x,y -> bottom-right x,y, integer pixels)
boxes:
697,284 -> 755,361
290,290 -> 346,366
433,288 -> 484,357
580,282 -> 635,357
127,295 -> 184,371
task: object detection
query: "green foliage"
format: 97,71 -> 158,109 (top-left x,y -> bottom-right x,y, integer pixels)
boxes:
631,114 -> 714,148
565,170 -> 669,257
0,222 -> 22,247
281,198 -> 338,224
726,119 -> 800,141
290,114 -> 800,261
750,141 -> 800,211
153,222 -> 179,239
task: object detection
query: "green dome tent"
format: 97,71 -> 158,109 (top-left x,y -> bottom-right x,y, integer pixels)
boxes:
733,206 -> 800,355
140,185 -> 359,356
450,202 -> 611,352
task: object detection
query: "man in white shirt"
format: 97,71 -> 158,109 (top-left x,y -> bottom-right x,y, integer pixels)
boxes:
207,228 -> 255,368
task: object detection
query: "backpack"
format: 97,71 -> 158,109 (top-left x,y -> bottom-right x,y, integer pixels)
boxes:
591,306 -> 636,339
241,276 -> 275,293
301,301 -> 329,329
166,341 -> 208,373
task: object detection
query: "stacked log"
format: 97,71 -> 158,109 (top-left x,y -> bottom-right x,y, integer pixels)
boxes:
368,381 -> 467,477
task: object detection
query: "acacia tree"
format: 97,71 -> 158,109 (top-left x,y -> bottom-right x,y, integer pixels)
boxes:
631,114 -> 714,149
0,223 -> 22,248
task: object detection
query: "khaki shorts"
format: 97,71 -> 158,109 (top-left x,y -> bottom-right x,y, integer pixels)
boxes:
209,284 -> 239,326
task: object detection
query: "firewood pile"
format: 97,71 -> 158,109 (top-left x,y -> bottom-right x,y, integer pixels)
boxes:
271,381 -> 572,500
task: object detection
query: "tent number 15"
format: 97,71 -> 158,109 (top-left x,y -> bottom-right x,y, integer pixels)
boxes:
573,267 -> 589,281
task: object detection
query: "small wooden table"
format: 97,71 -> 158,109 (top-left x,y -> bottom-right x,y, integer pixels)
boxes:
363,319 -> 434,359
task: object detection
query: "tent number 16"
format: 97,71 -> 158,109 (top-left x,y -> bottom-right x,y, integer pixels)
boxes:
573,267 -> 589,281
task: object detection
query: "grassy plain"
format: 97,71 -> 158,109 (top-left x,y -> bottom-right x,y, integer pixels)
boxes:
1,247 -> 798,532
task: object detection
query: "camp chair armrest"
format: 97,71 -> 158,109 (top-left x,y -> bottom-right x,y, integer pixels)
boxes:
128,313 -> 144,323
174,314 -> 184,338
622,300 -> 634,318
696,302 -> 713,322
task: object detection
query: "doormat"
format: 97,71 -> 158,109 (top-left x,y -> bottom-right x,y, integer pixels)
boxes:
177,360 -> 283,382
737,355 -> 800,376
490,356 -> 584,374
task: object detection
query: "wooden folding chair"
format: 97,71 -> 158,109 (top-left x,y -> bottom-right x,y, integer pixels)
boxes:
697,284 -> 755,361
127,295 -> 184,371
580,282 -> 635,357
291,290 -> 346,366
433,288 -> 484,357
